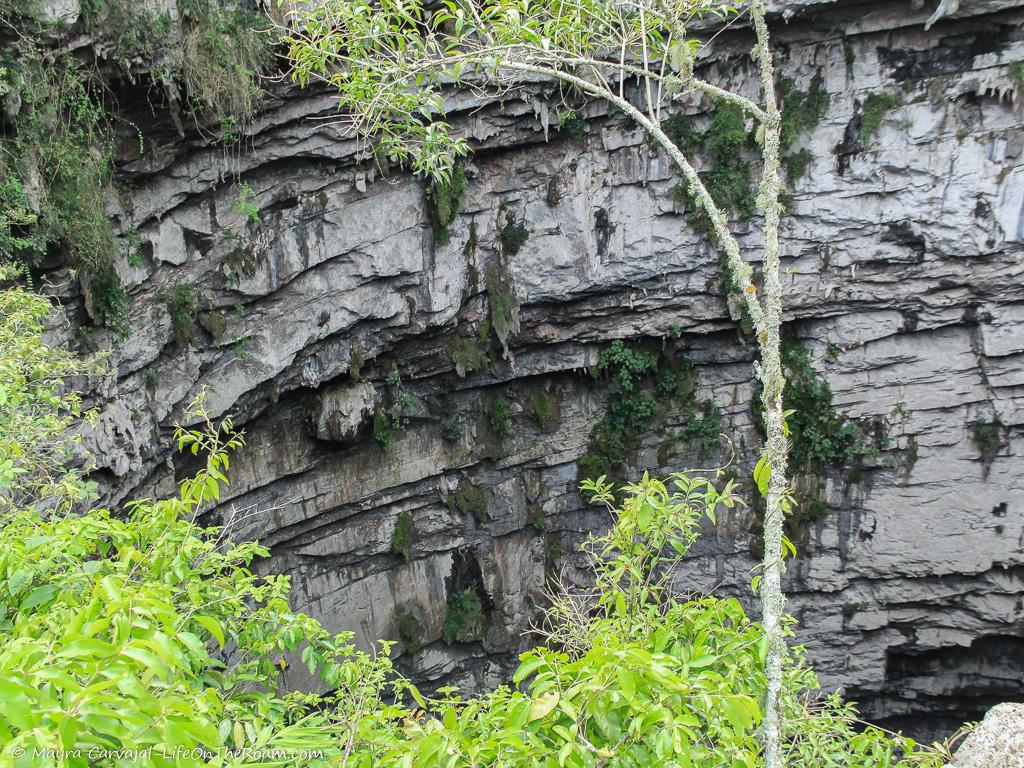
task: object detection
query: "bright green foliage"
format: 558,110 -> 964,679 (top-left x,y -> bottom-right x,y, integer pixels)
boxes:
441,589 -> 485,644
0,296 -> 955,765
391,510 -> 414,562
859,92 -> 903,148
0,268 -> 105,512
0,400 -> 404,767
233,184 -> 260,223
161,283 -> 199,346
425,164 -> 467,245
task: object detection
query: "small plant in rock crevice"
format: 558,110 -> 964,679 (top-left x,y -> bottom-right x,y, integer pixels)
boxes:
750,338 -> 889,554
396,609 -> 425,654
498,207 -> 529,256
373,368 -> 418,453
665,106 -> 756,234
970,418 -> 1003,478
446,477 -> 489,523
390,509 -> 414,562
530,387 -> 561,433
482,390 -> 514,443
858,92 -> 903,149
485,255 -> 518,353
425,163 -> 467,245
447,334 -> 489,378
161,283 -> 198,346
555,109 -> 587,140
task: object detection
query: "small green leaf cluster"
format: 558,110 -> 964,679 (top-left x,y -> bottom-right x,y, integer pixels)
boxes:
970,418 -> 1003,477
555,109 -> 587,140
581,341 -> 661,481
396,609 -> 425,654
677,401 -> 724,460
531,387 -> 562,432
1009,61 -> 1024,90
482,390 -> 514,443
498,211 -> 530,256
582,340 -> 717,484
447,334 -> 490,377
485,255 -> 519,351
778,75 -> 830,154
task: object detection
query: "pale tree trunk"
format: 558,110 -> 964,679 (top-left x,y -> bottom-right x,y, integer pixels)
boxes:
750,2 -> 789,767
529,8 -> 790,761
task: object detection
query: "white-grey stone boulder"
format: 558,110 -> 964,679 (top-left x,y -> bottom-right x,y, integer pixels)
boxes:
946,704 -> 1024,768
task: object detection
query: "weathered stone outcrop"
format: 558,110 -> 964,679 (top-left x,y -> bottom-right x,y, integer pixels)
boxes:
944,703 -> 1024,767
52,0 -> 1024,739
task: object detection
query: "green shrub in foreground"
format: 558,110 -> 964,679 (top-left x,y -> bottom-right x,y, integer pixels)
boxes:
0,276 -> 955,767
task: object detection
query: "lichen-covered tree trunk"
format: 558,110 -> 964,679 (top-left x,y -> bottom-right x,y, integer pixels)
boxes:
751,2 -> 789,766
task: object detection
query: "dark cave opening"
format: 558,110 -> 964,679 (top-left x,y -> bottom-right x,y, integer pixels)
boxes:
862,635 -> 1024,742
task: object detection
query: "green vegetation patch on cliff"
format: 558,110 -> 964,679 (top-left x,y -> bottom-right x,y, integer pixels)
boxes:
425,164 -> 467,245
751,338 -> 889,554
446,477 -> 489,523
0,2 -> 273,333
391,509 -> 414,562
580,339 -> 719,486
664,106 -> 756,234
858,92 -> 903,149
161,283 -> 198,346
779,339 -> 882,470
442,589 -> 485,644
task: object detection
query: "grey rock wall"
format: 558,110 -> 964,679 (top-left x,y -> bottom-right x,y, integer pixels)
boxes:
57,0 -> 1024,739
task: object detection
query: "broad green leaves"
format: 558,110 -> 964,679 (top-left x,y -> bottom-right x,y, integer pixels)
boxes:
0,283 -> 954,767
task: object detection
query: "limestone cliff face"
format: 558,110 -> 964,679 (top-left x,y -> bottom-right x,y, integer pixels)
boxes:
56,0 -> 1024,738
